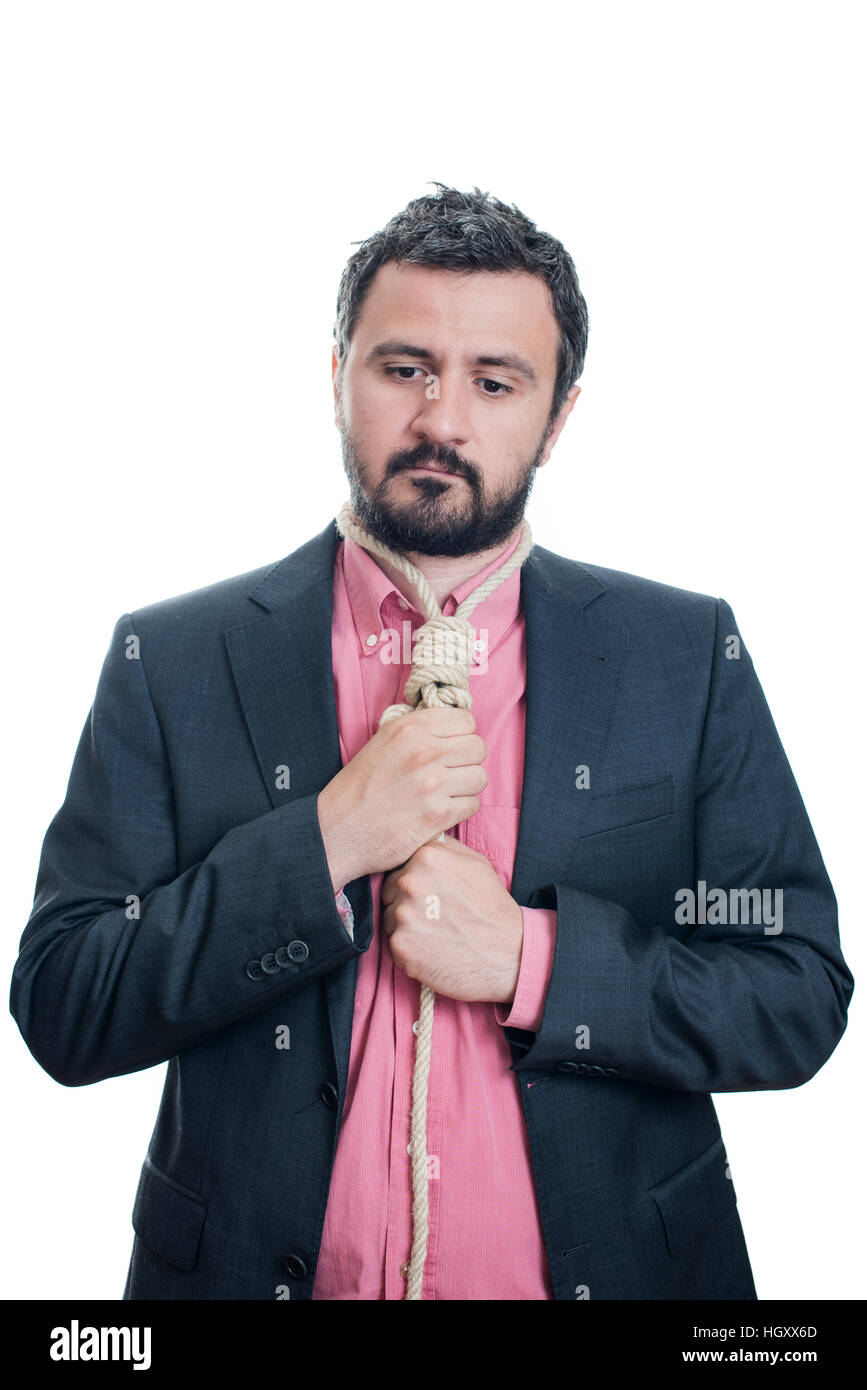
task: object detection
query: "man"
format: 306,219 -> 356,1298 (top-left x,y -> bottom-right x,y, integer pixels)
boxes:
10,185 -> 853,1300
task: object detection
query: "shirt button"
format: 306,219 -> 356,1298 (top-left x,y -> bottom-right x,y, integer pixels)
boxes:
474,638 -> 486,651
412,1020 -> 419,1035
366,633 -> 379,647
406,1143 -> 412,1155
400,1261 -> 411,1279
398,599 -> 408,610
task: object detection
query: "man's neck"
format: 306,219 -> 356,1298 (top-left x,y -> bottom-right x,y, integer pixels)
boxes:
375,526 -> 523,610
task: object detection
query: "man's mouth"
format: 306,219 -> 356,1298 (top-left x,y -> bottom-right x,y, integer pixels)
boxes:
407,462 -> 462,476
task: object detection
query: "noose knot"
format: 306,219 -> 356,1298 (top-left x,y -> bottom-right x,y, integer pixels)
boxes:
377,612 -> 475,724
405,613 -> 476,710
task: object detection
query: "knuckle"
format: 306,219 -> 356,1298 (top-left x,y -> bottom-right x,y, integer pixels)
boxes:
419,768 -> 442,796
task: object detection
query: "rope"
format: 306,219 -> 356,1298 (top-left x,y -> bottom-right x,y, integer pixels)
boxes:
335,498 -> 535,1299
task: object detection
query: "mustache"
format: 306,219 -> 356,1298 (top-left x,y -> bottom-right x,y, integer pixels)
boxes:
388,444 -> 477,483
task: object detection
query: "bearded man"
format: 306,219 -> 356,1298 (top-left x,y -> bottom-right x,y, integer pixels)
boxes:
11,184 -> 852,1301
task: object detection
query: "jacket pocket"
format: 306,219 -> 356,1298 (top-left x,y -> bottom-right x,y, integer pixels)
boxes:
580,774 -> 674,838
131,1155 -> 207,1272
649,1135 -> 737,1258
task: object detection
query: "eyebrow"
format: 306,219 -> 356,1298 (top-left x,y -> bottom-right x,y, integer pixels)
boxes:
365,340 -> 538,385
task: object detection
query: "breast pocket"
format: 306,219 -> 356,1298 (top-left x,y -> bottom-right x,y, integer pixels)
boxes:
580,774 -> 675,838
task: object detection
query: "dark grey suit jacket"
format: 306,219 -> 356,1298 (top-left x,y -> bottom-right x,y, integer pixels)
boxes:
10,518 -> 853,1298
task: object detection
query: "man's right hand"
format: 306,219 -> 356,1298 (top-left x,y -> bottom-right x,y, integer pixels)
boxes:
316,707 -> 488,890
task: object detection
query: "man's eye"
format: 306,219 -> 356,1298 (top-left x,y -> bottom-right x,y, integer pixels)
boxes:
479,379 -> 513,396
385,366 -> 425,380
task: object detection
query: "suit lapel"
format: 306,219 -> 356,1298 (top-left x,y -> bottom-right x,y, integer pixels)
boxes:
510,544 -> 629,907
224,519 -> 371,1096
224,525 -> 342,810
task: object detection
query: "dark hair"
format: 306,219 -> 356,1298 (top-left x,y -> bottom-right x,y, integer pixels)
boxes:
333,183 -> 589,431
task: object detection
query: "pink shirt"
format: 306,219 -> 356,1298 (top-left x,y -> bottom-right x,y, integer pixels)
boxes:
311,527 -> 558,1300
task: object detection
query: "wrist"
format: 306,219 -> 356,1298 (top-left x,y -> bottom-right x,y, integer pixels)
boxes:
317,790 -> 361,891
496,898 -> 524,1004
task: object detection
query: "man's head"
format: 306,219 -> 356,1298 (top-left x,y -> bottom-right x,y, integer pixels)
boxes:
332,184 -> 589,557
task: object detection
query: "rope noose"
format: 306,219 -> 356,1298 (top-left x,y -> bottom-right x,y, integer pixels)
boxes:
335,500 -> 534,1299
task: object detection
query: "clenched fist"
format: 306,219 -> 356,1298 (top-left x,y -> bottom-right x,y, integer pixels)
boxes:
381,836 -> 524,1004
316,706 -> 487,889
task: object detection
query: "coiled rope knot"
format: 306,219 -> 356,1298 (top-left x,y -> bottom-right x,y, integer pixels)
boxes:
381,612 -> 477,720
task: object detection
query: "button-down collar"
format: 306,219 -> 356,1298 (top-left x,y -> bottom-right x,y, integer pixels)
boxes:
340,523 -> 526,664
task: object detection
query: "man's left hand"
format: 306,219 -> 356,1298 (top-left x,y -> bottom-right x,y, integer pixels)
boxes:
381,836 -> 524,1004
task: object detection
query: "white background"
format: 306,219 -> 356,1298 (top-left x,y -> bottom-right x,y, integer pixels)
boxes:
2,0 -> 863,1301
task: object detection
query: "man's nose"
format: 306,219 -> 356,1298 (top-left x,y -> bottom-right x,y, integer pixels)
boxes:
411,375 -> 472,447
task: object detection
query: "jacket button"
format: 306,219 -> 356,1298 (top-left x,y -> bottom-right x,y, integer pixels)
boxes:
245,959 -> 265,980
319,1082 -> 338,1109
275,946 -> 292,967
556,1060 -> 580,1073
603,1067 -> 620,1077
588,1065 -> 605,1076
261,952 -> 280,975
283,1254 -> 307,1279
287,940 -> 309,963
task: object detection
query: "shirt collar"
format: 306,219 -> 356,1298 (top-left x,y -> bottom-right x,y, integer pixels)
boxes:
339,524 -> 525,663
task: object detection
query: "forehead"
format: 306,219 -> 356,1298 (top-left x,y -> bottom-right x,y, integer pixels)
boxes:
353,261 -> 559,372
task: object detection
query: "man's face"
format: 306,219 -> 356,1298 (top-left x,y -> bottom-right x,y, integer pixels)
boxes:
332,262 -> 580,557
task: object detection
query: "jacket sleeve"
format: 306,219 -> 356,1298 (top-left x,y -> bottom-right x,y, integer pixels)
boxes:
9,612 -> 368,1087
506,597 -> 854,1091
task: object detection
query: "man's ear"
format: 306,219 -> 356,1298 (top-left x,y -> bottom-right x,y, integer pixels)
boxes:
536,384 -> 581,469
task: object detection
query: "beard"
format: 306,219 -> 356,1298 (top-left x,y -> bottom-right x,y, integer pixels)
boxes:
339,427 -> 548,559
